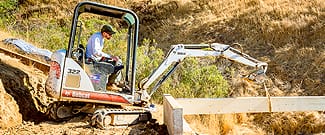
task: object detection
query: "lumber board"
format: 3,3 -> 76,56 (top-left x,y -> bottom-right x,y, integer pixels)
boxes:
176,96 -> 325,115
0,46 -> 50,74
163,94 -> 183,135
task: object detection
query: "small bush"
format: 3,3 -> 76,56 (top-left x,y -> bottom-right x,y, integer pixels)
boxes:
0,0 -> 18,27
135,42 -> 229,103
0,0 -> 18,17
152,57 -> 229,102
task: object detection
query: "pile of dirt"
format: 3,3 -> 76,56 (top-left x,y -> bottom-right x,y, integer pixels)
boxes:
0,51 -> 50,123
0,79 -> 22,129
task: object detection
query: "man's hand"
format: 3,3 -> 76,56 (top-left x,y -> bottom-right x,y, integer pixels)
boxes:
111,56 -> 119,62
100,57 -> 113,62
100,56 -> 119,63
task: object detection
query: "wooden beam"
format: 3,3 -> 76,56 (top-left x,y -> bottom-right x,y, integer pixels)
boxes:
163,94 -> 183,135
176,96 -> 325,115
0,46 -> 50,74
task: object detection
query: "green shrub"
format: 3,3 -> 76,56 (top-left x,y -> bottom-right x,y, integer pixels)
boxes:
152,57 -> 229,103
0,0 -> 18,27
0,0 -> 18,17
135,42 -> 229,103
136,39 -> 165,81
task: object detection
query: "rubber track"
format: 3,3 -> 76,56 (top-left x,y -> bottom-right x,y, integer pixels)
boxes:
0,47 -> 50,74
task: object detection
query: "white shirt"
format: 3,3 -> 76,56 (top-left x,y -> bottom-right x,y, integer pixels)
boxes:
86,32 -> 110,61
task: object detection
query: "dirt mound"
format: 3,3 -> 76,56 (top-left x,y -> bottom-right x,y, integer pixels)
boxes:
0,53 -> 51,122
0,79 -> 22,129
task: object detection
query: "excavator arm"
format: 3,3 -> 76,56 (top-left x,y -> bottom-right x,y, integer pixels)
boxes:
138,43 -> 268,101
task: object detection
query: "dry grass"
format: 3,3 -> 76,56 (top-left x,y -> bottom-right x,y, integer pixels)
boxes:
132,1 -> 325,101
253,112 -> 325,134
185,113 -> 265,135
134,0 -> 325,134
185,111 -> 325,134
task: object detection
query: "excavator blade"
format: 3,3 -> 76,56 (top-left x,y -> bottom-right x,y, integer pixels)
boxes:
244,69 -> 267,83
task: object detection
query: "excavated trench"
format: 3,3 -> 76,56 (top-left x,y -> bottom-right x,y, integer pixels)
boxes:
0,59 -> 50,123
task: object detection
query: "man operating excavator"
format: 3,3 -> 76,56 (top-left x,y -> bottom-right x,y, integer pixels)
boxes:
85,24 -> 123,91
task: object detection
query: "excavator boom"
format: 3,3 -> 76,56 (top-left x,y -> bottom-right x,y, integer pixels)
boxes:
139,43 -> 268,99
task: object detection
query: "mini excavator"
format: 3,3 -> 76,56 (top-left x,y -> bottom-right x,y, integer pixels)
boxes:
45,1 -> 268,129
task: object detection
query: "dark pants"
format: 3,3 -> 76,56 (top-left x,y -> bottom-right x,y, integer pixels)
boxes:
86,57 -> 124,85
99,58 -> 123,85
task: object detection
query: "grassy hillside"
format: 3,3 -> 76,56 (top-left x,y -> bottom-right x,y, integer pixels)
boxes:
132,0 -> 325,96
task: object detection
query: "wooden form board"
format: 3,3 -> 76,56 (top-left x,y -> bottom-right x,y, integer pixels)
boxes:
176,96 -> 325,115
163,94 -> 183,135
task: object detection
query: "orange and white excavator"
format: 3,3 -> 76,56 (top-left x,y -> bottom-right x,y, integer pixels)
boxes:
45,1 -> 267,129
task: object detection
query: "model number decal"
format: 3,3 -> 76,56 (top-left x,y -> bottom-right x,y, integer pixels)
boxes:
67,69 -> 80,74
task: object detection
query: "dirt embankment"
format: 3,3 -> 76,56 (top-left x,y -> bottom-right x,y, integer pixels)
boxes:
0,78 -> 22,129
0,54 -> 50,121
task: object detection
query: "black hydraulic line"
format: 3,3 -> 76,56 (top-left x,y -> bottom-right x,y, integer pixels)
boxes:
130,13 -> 139,96
182,44 -> 210,49
125,26 -> 132,85
76,21 -> 83,46
149,62 -> 180,96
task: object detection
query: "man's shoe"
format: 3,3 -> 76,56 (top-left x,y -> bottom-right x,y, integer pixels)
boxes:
114,65 -> 124,72
106,83 -> 122,91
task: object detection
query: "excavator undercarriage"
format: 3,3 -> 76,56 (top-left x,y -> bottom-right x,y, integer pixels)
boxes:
46,101 -> 152,129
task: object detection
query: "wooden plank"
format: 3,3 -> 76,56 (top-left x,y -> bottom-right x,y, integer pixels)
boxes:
183,119 -> 194,134
271,96 -> 325,112
0,46 -> 50,74
176,96 -> 325,115
163,94 -> 183,135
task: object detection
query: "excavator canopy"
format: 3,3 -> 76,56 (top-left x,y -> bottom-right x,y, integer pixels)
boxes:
66,1 -> 140,94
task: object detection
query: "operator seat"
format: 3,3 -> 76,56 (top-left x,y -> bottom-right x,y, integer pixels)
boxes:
75,44 -> 114,73
80,45 -> 115,91
72,44 -> 86,67
77,44 -> 85,62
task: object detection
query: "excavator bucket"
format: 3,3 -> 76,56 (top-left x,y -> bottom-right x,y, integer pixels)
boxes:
243,69 -> 267,83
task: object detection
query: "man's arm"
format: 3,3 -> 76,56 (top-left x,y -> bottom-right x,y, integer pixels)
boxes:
92,37 -> 110,61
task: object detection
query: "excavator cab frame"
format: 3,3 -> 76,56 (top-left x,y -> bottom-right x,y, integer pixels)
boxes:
66,1 -> 139,95
45,1 -> 154,128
